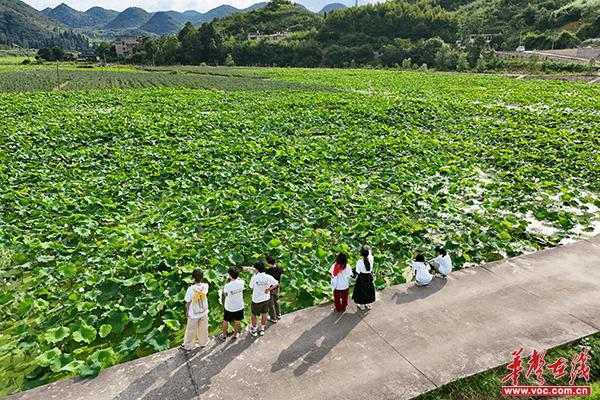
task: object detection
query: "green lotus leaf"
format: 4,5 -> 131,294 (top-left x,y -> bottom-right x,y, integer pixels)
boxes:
45,327 -> 71,344
98,324 -> 112,338
117,336 -> 141,353
72,323 -> 97,344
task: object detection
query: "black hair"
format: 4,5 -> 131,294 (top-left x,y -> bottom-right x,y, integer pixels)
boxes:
228,267 -> 239,280
192,269 -> 203,283
435,246 -> 447,256
415,254 -> 425,262
361,247 -> 371,272
265,255 -> 276,265
254,260 -> 266,273
335,253 -> 348,267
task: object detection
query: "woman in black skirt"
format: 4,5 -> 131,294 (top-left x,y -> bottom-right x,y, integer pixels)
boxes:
352,246 -> 375,310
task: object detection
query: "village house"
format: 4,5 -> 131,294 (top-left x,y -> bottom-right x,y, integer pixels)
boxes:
114,37 -> 142,58
247,31 -> 288,43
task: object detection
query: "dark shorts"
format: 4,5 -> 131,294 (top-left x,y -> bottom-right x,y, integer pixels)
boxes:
224,308 -> 244,322
251,300 -> 270,316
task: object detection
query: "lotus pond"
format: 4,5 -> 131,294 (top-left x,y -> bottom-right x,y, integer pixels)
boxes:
0,69 -> 599,396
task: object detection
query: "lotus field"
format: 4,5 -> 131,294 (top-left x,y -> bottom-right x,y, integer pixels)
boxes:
0,69 -> 599,396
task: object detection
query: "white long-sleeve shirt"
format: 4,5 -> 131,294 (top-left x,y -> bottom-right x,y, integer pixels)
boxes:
412,261 -> 432,285
329,264 -> 353,290
355,251 -> 374,274
433,254 -> 452,276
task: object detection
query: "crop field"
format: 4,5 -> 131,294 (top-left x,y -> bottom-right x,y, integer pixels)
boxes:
0,65 -> 333,92
1,68 -> 599,396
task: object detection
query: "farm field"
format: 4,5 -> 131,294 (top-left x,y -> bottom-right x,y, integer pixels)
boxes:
0,65 -> 333,92
1,68 -> 599,396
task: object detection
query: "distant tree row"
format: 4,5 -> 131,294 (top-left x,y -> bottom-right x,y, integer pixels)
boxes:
91,0 -> 599,71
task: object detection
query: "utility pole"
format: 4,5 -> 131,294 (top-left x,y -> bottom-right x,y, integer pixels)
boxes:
56,60 -> 60,90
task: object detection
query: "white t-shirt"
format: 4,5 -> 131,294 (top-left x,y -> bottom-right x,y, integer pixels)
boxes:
250,273 -> 278,303
329,264 -> 353,290
223,279 -> 244,312
184,283 -> 209,319
355,251 -> 375,274
412,262 -> 432,285
433,254 -> 452,276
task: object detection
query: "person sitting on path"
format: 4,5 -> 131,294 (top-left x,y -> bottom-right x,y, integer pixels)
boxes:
265,255 -> 283,323
330,252 -> 353,312
352,246 -> 376,310
218,267 -> 244,341
430,246 -> 452,277
181,269 -> 209,351
412,254 -> 433,287
249,261 -> 279,337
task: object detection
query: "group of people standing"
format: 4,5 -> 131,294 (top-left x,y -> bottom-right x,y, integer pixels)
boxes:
329,246 -> 376,312
181,256 -> 283,351
181,245 -> 452,351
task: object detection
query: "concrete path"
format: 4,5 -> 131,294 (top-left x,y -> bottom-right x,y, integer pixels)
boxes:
7,236 -> 600,400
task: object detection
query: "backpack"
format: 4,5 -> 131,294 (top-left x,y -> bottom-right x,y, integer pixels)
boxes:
190,284 -> 208,316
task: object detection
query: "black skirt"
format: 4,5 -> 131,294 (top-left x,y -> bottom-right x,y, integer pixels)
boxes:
352,272 -> 375,304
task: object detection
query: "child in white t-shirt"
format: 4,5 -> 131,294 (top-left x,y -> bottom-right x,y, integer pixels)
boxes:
218,267 -> 245,341
412,254 -> 433,287
249,261 -> 278,337
431,246 -> 452,277
181,269 -> 209,351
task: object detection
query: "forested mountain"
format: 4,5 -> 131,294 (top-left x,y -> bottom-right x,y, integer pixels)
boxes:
141,12 -> 181,35
85,6 -> 120,27
454,0 -> 600,49
0,0 -> 89,49
42,3 -> 119,28
104,7 -> 152,29
317,0 -> 457,45
319,3 -> 347,13
42,3 -> 118,28
165,10 -> 203,25
213,0 -> 323,39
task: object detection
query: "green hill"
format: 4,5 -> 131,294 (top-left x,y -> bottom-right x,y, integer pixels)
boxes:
0,0 -> 89,49
141,12 -> 181,35
42,3 -> 82,26
454,0 -> 600,49
104,7 -> 152,30
166,10 -> 203,24
81,6 -> 119,28
213,0 -> 322,39
319,3 -> 347,14
41,4 -> 122,29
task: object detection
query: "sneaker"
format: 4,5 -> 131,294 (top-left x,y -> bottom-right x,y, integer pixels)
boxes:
259,329 -> 265,336
276,315 -> 282,320
216,334 -> 227,342
357,304 -> 366,311
270,318 -> 278,324
179,345 -> 190,352
231,334 -> 238,340
250,328 -> 259,337
365,304 -> 372,310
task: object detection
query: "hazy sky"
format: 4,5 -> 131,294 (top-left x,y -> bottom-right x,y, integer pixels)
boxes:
24,0 -> 377,12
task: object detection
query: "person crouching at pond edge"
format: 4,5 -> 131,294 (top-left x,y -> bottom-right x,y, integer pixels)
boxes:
181,269 -> 209,351
430,246 -> 452,278
330,252 -> 352,312
352,246 -> 375,310
412,255 -> 433,287
249,261 -> 279,337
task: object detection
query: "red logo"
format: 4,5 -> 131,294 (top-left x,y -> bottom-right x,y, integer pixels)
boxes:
501,347 -> 592,397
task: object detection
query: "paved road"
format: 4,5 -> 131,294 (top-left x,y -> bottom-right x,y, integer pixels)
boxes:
7,236 -> 600,400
